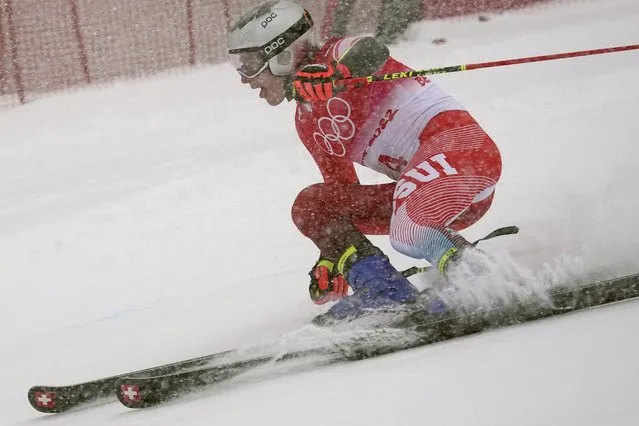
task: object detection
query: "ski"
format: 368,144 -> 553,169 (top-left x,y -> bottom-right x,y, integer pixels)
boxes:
114,272 -> 639,409
27,349 -> 236,413
28,271 -> 639,413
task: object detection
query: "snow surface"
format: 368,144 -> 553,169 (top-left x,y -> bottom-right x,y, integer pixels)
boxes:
1,0 -> 639,424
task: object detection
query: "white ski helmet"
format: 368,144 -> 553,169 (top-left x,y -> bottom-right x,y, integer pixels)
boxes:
227,0 -> 315,78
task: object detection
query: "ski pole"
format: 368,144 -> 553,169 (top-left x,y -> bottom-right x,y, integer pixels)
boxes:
334,44 -> 639,87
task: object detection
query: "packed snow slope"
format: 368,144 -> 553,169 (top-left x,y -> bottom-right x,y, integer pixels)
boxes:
1,0 -> 638,424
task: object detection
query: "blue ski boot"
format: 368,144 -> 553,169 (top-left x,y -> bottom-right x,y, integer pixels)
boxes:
323,245 -> 420,321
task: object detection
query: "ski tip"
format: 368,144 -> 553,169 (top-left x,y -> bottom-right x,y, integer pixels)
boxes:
28,386 -> 63,413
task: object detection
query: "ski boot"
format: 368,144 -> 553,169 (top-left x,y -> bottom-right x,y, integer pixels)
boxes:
314,243 -> 420,324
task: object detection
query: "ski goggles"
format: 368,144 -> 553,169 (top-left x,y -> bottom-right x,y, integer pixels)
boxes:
230,52 -> 269,79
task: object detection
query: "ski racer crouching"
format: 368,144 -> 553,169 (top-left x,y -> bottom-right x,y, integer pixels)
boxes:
227,1 -> 504,321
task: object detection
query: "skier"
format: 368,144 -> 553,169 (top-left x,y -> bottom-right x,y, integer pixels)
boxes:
227,1 -> 503,321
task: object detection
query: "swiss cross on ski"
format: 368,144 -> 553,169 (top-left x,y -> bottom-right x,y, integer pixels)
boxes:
34,391 -> 55,408
120,384 -> 142,402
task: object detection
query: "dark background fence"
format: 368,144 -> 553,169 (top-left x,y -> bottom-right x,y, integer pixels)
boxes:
0,0 -> 551,107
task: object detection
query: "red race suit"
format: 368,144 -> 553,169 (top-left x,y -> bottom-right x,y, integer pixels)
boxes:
291,36 -> 502,265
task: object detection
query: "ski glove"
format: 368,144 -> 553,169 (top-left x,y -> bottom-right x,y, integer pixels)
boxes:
293,62 -> 351,102
309,259 -> 349,305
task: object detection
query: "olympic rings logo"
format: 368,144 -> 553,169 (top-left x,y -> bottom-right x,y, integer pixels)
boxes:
312,97 -> 356,157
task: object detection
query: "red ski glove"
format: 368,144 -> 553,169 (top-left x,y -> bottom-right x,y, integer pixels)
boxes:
293,62 -> 351,102
308,259 -> 349,305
